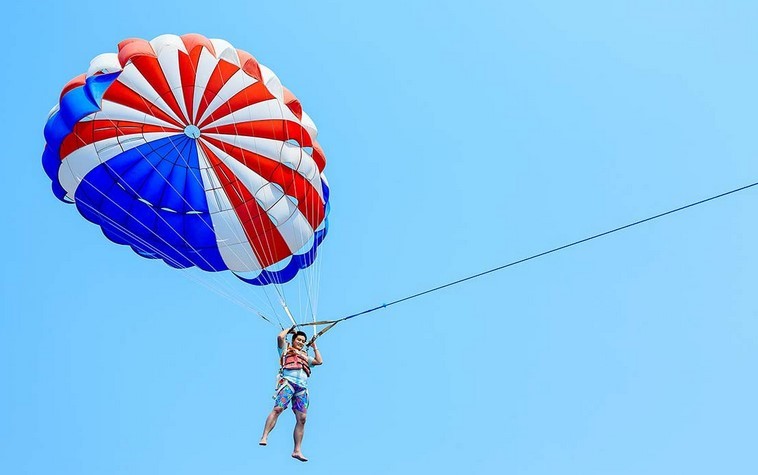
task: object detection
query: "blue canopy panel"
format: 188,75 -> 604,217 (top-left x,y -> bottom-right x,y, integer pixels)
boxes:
73,136 -> 227,271
43,72 -> 122,201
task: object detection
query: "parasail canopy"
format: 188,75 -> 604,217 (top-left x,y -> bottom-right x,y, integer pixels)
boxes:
42,34 -> 329,291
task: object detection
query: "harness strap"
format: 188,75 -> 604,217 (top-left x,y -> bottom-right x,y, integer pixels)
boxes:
275,377 -> 308,396
306,321 -> 339,348
295,319 -> 341,327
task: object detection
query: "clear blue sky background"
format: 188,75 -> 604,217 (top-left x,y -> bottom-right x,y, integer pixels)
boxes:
2,1 -> 758,473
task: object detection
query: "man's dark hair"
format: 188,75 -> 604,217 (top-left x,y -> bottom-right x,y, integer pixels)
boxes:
292,330 -> 308,343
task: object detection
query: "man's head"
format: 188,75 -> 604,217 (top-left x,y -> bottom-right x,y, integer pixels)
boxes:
291,330 -> 308,350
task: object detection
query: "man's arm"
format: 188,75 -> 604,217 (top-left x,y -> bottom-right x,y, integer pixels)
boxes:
311,342 -> 323,366
277,326 -> 295,349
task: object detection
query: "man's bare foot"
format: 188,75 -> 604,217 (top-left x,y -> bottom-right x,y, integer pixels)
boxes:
258,438 -> 267,446
292,452 -> 308,462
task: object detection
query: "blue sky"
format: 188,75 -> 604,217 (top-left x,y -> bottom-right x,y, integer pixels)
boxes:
2,1 -> 758,474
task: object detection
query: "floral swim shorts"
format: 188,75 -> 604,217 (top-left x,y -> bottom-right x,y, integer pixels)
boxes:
273,379 -> 309,413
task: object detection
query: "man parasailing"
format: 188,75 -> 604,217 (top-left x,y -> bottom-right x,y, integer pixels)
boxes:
259,326 -> 323,462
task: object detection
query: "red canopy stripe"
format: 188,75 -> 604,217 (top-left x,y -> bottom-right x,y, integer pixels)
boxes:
197,82 -> 275,129
60,120 -> 180,159
102,80 -> 184,129
130,55 -> 189,123
200,142 -> 293,268
194,59 -> 242,123
200,135 -> 325,230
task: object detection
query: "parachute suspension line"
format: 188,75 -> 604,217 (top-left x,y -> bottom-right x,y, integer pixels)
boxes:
303,173 -> 321,340
133,89 -> 293,326
265,104 -> 304,332
218,100 -> 289,328
259,280 -> 287,330
64,125 -> 275,323
170,132 -> 289,324
209,77 -> 325,333
312,251 -> 325,341
70,170 -> 222,290
102,98 -> 307,328
241,100 -> 295,329
221,98 -> 318,330
75,197 -> 273,324
312,180 -> 758,336
281,300 -> 298,327
310,261 -> 320,340
87,113 -> 277,321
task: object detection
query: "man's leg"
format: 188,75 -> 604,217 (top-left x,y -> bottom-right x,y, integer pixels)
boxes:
261,381 -> 295,445
259,406 -> 284,445
291,409 -> 308,461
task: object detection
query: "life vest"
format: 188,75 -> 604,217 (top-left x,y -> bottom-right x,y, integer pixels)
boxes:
280,345 -> 312,377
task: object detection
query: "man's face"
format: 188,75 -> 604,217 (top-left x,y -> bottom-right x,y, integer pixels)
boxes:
293,334 -> 307,350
